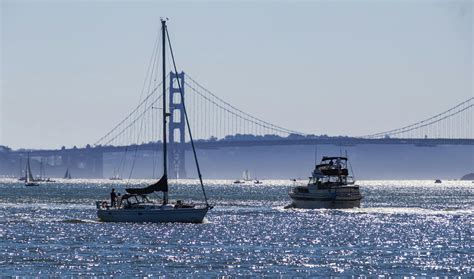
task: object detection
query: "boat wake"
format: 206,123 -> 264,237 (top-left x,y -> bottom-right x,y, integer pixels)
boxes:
62,219 -> 101,224
272,205 -> 474,216
341,206 -> 474,216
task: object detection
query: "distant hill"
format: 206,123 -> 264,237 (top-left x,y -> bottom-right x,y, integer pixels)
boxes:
460,173 -> 474,180
0,145 -> 12,152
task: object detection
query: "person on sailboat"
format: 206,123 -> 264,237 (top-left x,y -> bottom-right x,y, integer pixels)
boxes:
110,189 -> 117,208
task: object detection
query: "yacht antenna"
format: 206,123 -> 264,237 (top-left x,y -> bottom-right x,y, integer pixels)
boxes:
314,140 -> 318,165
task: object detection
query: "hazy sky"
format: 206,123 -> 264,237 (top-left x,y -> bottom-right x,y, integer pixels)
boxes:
1,0 -> 472,149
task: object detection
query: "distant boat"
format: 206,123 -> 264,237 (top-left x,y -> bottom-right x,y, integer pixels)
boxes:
25,154 -> 39,187
434,179 -> 442,183
109,170 -> 122,181
233,170 -> 252,184
243,170 -> 251,181
37,161 -> 55,182
109,176 -> 122,181
253,171 -> 263,184
17,157 -> 26,181
64,168 -> 72,179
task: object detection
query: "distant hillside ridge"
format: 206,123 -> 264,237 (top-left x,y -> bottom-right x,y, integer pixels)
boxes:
460,173 -> 474,180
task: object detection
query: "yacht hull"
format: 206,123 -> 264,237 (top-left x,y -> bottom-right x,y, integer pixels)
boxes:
97,207 -> 209,223
288,188 -> 362,209
288,196 -> 361,209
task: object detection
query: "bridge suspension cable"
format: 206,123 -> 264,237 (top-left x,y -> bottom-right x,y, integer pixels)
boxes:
184,75 -> 304,137
361,97 -> 473,139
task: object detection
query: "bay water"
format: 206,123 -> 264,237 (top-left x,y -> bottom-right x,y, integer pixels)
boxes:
0,179 -> 472,276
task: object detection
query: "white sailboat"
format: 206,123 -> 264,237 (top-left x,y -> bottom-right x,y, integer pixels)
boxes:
25,154 -> 39,187
96,19 -> 212,223
253,170 -> 263,184
233,170 -> 251,184
37,161 -> 55,182
243,170 -> 251,181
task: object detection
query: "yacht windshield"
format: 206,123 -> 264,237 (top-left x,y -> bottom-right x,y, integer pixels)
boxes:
120,194 -> 151,208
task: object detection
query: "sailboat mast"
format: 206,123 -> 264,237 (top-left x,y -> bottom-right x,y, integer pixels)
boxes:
25,157 -> 28,182
161,18 -> 169,205
161,19 -> 168,179
26,153 -> 33,183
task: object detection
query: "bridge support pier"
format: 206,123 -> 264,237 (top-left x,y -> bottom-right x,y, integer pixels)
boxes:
168,71 -> 187,179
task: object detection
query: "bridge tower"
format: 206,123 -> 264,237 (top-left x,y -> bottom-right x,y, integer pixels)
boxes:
168,71 -> 187,179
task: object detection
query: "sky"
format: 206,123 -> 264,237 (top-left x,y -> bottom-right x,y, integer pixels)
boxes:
1,0 -> 472,149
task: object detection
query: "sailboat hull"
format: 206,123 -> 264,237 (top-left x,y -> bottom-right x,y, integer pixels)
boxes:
97,207 -> 209,223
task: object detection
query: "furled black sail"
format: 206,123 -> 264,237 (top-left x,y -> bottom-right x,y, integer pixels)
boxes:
125,175 -> 168,195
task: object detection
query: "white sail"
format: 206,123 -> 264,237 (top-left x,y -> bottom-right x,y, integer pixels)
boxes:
24,163 -> 29,183
26,157 -> 34,183
243,170 -> 250,181
40,162 -> 44,180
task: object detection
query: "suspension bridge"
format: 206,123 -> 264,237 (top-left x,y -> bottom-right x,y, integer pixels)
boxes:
3,72 -> 473,179
94,71 -> 473,146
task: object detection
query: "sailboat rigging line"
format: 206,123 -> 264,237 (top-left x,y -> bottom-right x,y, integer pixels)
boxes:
165,27 -> 210,207
122,25 -> 163,184
103,93 -> 164,146
122,22 -> 164,186
94,30 -> 165,146
139,22 -> 161,118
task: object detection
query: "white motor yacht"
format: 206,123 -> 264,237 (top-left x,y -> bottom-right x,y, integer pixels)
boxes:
287,156 -> 362,209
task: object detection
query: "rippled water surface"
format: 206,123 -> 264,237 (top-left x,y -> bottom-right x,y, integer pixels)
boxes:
1,179 -> 473,276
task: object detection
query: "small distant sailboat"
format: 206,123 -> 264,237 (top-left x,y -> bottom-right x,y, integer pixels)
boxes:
25,155 -> 39,187
253,170 -> 263,184
17,157 -> 26,181
243,170 -> 251,182
233,170 -> 251,184
37,161 -> 56,182
64,168 -> 72,179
